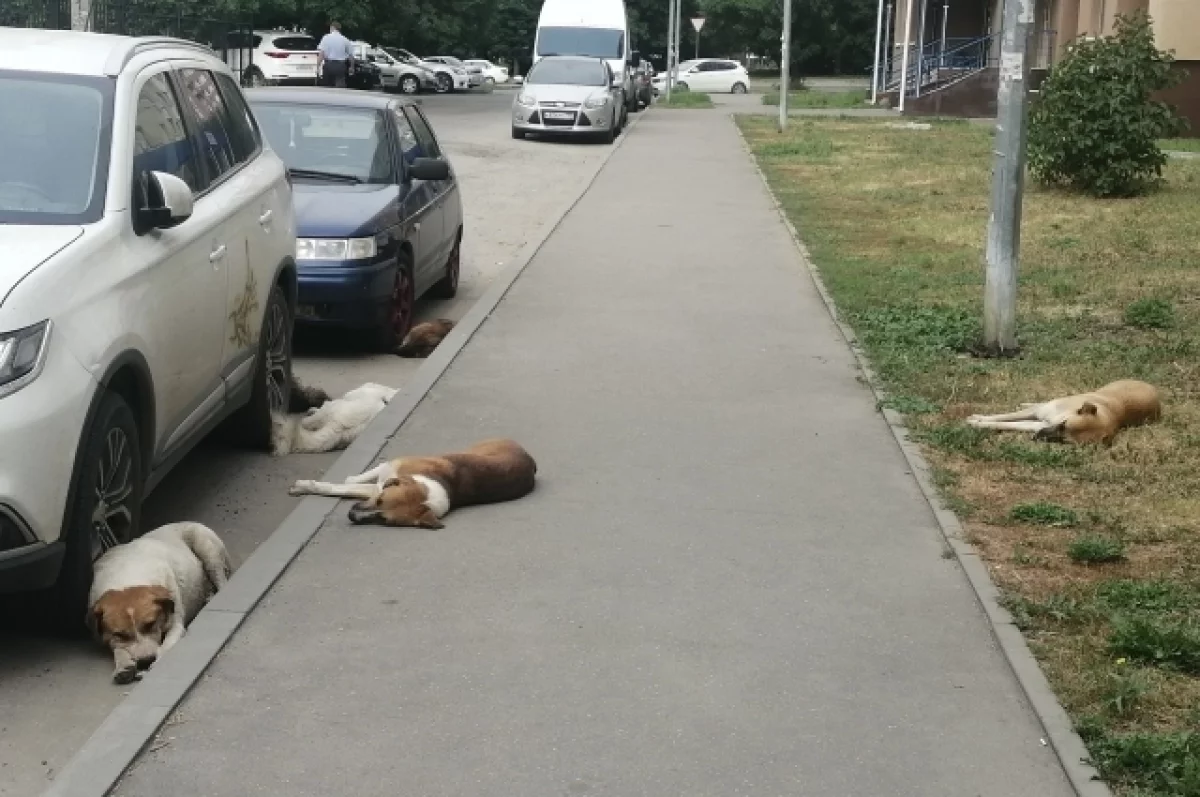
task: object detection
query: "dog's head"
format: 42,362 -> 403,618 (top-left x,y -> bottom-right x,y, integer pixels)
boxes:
347,476 -> 444,529
1033,402 -> 1113,445
87,586 -> 175,669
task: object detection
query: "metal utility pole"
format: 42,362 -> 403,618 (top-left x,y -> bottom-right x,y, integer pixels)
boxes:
897,0 -> 916,111
871,0 -> 886,104
982,0 -> 1034,354
673,0 -> 683,90
778,0 -> 792,131
666,0 -> 677,101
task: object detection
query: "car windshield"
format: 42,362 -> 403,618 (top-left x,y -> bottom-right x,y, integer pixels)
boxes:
527,59 -> 607,87
250,103 -> 393,184
537,27 -> 624,59
436,56 -> 464,67
0,71 -> 112,225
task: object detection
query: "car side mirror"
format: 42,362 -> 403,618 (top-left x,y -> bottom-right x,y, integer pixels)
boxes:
409,157 -> 449,182
139,171 -> 193,231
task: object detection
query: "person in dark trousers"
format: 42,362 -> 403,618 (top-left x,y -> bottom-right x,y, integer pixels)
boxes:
317,21 -> 354,88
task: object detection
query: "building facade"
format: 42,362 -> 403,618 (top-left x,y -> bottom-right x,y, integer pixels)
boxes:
877,0 -> 1199,132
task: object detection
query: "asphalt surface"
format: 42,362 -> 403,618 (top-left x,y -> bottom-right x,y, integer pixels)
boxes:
112,110 -> 1074,796
0,89 -> 615,797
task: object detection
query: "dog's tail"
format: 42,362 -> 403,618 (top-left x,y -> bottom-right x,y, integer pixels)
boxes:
289,377 -> 330,413
270,412 -> 299,456
178,523 -> 234,592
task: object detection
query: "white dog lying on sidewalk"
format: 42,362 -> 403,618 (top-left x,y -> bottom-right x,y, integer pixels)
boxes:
270,382 -> 398,456
88,522 -> 232,684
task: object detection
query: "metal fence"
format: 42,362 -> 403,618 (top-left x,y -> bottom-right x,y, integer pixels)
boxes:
3,0 -> 254,84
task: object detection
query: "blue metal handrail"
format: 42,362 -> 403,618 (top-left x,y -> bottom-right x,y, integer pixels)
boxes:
877,30 -> 1056,98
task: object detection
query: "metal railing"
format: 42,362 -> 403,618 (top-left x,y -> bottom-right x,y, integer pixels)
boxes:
0,0 -> 72,29
878,30 -> 1056,98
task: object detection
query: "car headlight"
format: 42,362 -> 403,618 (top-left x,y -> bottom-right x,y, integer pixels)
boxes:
517,92 -> 537,107
583,94 -> 609,109
296,237 -> 378,261
0,320 -> 51,399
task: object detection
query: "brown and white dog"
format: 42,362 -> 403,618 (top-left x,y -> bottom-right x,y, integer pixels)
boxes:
288,438 -> 536,528
394,319 -> 455,358
967,379 -> 1162,445
88,522 -> 232,684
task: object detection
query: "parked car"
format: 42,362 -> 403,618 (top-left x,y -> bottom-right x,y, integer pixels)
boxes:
247,88 -> 463,350
362,45 -> 435,94
384,47 -> 466,93
512,56 -> 622,144
653,58 -> 749,95
224,29 -> 320,87
424,56 -> 485,89
0,30 -> 297,622
464,59 -> 510,85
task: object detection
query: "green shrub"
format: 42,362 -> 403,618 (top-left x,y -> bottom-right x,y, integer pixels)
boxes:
1125,298 -> 1175,329
1028,12 -> 1186,197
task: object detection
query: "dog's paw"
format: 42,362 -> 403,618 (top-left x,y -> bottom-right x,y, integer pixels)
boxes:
289,480 -> 315,496
113,667 -> 141,685
965,416 -> 984,426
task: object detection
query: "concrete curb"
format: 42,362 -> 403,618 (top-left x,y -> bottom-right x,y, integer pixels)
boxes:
42,112 -> 647,797
732,116 -> 1111,797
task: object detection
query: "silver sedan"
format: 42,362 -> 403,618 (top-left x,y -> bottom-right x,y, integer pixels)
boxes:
511,56 -> 623,144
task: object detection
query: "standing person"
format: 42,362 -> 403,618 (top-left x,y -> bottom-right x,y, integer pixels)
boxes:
317,21 -> 354,88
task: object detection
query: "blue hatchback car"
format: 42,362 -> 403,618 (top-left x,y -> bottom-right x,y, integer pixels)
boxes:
246,88 -> 462,349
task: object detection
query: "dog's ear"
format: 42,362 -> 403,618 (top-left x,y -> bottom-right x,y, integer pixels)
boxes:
381,477 -> 401,490
415,508 -> 445,530
1079,401 -> 1098,416
86,604 -> 104,639
149,586 -> 175,620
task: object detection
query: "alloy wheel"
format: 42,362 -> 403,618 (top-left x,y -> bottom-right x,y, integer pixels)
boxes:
264,300 -> 289,415
89,427 -> 134,562
391,268 -> 415,339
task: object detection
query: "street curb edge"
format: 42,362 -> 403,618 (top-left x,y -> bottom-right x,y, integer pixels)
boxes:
731,115 -> 1112,797
42,110 -> 647,797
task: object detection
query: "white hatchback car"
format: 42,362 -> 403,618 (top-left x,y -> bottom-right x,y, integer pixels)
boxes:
653,58 -> 750,95
464,59 -> 510,85
0,29 -> 298,623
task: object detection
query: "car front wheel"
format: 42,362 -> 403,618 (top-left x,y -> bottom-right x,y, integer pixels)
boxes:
56,390 -> 143,631
372,256 -> 416,351
228,285 -> 292,449
400,75 -> 420,94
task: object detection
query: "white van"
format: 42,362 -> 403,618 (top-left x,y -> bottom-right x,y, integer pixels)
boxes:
534,0 -> 638,118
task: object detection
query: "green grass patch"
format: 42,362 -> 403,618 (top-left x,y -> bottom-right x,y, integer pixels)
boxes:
761,89 -> 867,108
1124,298 -> 1175,329
1160,137 -> 1200,152
1069,535 -> 1128,564
661,90 -> 713,109
1009,501 -> 1080,527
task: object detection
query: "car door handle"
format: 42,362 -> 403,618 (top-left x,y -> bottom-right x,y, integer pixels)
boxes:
209,245 -> 227,263
258,209 -> 273,225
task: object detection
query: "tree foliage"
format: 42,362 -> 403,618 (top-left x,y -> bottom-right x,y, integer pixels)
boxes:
1028,12 -> 1186,198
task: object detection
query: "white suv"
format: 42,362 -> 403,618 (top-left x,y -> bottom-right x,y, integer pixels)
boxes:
0,29 -> 297,624
224,29 -> 320,87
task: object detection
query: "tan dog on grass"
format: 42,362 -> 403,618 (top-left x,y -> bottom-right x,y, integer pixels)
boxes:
289,439 -> 536,528
967,379 -> 1161,445
395,319 -> 455,358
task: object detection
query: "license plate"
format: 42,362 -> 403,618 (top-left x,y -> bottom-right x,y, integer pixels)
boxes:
291,64 -> 315,72
296,304 -> 318,320
544,111 -> 572,120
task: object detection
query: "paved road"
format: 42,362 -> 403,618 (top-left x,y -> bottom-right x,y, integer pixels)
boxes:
0,90 -> 616,797
114,110 -> 1074,796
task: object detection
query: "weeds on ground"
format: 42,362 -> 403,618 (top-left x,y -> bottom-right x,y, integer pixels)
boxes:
737,114 -> 1200,796
760,89 -> 867,108
661,90 -> 713,109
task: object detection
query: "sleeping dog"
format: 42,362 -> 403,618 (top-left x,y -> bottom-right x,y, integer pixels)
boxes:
394,319 -> 455,358
288,438 -> 536,528
271,382 -> 398,455
967,379 -> 1161,445
88,523 -> 232,684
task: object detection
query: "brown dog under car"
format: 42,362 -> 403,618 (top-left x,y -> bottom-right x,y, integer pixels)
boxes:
289,438 -> 536,528
394,319 -> 455,358
966,379 -> 1161,445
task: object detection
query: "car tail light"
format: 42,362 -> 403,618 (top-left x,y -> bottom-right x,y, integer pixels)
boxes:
265,51 -> 290,58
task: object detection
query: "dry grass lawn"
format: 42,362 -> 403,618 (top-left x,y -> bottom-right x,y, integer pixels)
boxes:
738,115 -> 1200,797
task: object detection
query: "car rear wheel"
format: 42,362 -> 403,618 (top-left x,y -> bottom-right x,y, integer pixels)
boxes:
430,235 -> 461,299
435,73 -> 453,94
245,67 -> 267,88
372,256 -> 416,351
400,75 -> 420,94
677,81 -> 689,92
227,285 -> 293,449
732,82 -> 748,94
55,391 -> 142,632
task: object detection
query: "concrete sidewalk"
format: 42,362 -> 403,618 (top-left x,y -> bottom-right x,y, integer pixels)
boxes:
111,112 -> 1074,796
